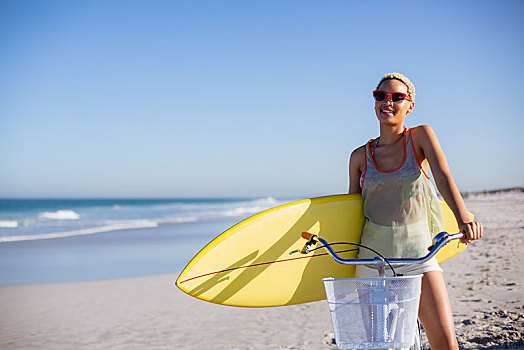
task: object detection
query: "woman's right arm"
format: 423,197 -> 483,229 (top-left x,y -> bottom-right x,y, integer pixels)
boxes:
348,146 -> 365,194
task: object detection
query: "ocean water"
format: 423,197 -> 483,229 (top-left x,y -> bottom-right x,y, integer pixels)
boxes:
0,197 -> 291,286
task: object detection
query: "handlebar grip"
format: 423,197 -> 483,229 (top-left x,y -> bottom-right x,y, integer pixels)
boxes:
428,232 -> 466,251
301,231 -> 315,240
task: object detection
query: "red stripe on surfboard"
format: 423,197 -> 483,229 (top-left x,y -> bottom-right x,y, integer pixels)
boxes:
178,249 -> 357,285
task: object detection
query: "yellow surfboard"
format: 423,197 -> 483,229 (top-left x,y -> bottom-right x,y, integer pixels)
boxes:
175,194 -> 469,307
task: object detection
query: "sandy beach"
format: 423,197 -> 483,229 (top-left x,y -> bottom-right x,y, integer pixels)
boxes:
1,192 -> 523,349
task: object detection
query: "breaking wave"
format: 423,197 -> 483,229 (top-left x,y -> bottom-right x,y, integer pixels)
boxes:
0,196 -> 288,243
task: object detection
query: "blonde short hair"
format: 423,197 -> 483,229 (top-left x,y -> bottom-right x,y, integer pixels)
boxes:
376,73 -> 416,101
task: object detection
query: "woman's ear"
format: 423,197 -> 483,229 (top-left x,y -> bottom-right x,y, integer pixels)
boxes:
407,101 -> 415,114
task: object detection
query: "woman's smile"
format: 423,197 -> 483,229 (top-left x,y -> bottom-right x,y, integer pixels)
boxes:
380,106 -> 395,116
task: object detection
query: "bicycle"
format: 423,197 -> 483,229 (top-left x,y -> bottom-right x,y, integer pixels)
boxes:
292,230 -> 464,350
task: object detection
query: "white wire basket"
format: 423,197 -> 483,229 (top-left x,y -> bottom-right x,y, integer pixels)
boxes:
323,275 -> 422,349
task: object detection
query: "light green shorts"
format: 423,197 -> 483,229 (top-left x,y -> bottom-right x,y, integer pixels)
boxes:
355,257 -> 442,277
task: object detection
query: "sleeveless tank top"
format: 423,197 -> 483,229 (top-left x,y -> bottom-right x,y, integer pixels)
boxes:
358,127 -> 444,259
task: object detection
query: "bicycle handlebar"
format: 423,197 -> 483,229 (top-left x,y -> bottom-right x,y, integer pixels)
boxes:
297,231 -> 464,267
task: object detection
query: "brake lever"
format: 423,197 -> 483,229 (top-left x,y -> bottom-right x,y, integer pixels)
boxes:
289,232 -> 318,255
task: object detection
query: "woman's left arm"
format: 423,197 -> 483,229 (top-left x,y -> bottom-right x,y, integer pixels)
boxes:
413,125 -> 483,243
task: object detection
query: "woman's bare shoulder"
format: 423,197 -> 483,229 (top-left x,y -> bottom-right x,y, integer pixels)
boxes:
350,144 -> 366,162
349,144 -> 367,174
410,125 -> 440,146
411,125 -> 437,138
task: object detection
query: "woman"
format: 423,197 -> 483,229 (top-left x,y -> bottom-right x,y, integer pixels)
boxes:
348,73 -> 483,349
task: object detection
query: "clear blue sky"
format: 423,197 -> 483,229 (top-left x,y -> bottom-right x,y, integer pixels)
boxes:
1,0 -> 523,198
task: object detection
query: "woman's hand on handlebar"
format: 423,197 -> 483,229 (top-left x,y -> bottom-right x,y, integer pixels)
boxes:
459,221 -> 483,244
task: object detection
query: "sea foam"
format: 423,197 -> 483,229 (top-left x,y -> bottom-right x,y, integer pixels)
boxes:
0,220 -> 158,243
38,210 -> 80,220
0,220 -> 18,228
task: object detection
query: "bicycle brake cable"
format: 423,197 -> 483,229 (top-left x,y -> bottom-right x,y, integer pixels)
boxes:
307,242 -> 398,276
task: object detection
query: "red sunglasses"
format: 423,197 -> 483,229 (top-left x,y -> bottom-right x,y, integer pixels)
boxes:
373,90 -> 412,103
